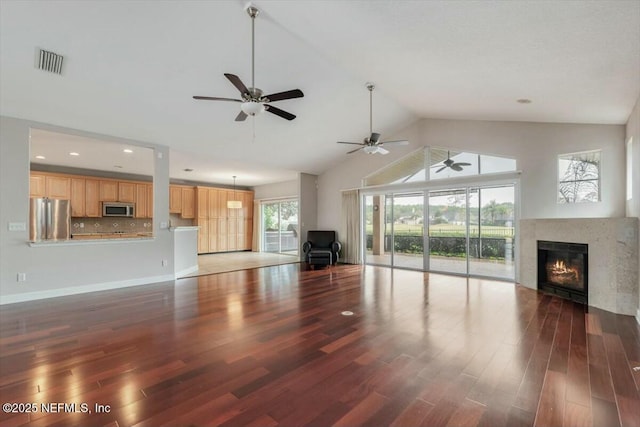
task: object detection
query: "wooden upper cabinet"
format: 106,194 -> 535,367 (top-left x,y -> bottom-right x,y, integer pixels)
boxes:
85,179 -> 101,217
146,184 -> 153,218
46,176 -> 71,199
99,181 -> 118,201
118,182 -> 136,203
196,187 -> 208,219
218,190 -> 228,218
70,178 -> 86,217
181,187 -> 195,219
207,188 -> 218,218
135,184 -> 148,218
30,173 -> 46,198
169,186 -> 182,213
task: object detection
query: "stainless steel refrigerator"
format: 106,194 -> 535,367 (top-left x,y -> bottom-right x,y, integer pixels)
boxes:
29,198 -> 71,242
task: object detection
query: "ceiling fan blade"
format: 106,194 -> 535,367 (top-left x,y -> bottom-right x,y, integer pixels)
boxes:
436,166 -> 447,173
370,132 -> 381,143
265,104 -> 296,120
347,147 -> 364,154
337,141 -> 365,146
265,89 -> 304,102
454,162 -> 472,166
193,96 -> 242,102
224,73 -> 249,95
235,111 -> 248,122
376,147 -> 389,155
381,140 -> 409,146
451,164 -> 463,171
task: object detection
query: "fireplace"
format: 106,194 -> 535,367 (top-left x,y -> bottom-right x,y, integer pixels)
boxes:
537,240 -> 588,304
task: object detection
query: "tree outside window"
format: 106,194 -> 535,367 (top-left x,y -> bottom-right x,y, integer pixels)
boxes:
558,151 -> 600,203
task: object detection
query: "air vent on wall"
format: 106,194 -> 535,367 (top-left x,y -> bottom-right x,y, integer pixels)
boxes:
36,49 -> 63,75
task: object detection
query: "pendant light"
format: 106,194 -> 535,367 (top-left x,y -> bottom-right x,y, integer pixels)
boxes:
227,176 -> 242,209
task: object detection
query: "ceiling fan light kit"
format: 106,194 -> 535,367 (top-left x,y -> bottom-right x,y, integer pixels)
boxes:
193,5 -> 304,121
337,82 -> 409,155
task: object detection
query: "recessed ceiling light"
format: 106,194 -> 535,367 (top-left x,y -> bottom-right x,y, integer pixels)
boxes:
69,152 -> 80,156
123,149 -> 133,153
517,99 -> 532,104
35,155 -> 46,159
183,168 -> 194,172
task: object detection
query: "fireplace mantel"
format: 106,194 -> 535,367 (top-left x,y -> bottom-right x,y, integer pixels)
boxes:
519,218 -> 638,316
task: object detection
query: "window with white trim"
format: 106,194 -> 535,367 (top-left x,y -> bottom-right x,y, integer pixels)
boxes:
557,150 -> 601,203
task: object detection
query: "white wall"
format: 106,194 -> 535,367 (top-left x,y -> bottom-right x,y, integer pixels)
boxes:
253,179 -> 298,200
0,116 -> 174,304
625,95 -> 640,322
298,173 -> 318,260
318,118 -> 626,232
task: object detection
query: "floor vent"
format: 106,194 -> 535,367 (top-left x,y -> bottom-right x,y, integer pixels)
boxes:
37,49 -> 63,75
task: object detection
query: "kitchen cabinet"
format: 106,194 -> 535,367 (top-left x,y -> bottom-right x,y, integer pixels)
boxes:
194,185 -> 253,254
169,186 -> 182,213
30,174 -> 46,197
181,187 -> 195,219
70,178 -> 86,217
147,184 -> 153,218
100,181 -> 118,202
85,179 -> 101,217
46,176 -> 71,199
118,182 -> 135,203
135,184 -> 148,218
197,220 -> 209,253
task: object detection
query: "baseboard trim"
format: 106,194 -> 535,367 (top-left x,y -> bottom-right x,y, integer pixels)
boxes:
175,265 -> 199,279
0,274 -> 175,305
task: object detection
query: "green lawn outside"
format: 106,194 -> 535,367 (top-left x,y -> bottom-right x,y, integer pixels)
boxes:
365,223 -> 514,238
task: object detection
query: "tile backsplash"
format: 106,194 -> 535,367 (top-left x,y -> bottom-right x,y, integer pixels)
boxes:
71,217 -> 153,234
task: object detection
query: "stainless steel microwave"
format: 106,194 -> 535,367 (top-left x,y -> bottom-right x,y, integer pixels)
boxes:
102,202 -> 135,217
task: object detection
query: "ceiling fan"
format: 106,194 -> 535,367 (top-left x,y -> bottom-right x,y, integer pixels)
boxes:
337,83 -> 409,155
192,6 -> 304,121
433,151 -> 471,173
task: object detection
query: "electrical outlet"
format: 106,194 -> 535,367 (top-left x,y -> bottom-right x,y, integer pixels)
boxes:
161,259 -> 168,267
17,273 -> 26,282
8,222 -> 26,231
80,222 -> 84,228
160,222 -> 168,229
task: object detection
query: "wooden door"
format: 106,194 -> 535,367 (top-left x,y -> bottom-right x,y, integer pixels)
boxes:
245,218 -> 253,250
46,176 -> 71,199
169,186 -> 182,213
100,181 -> 118,201
70,178 -> 86,217
118,182 -> 136,202
218,218 -> 228,252
85,179 -> 101,217
197,220 -> 209,254
196,187 -> 208,219
208,188 -> 219,219
181,187 -> 195,219
135,184 -> 148,218
227,218 -> 238,251
207,218 -> 218,252
237,218 -> 246,250
217,190 -> 228,218
30,173 -> 46,197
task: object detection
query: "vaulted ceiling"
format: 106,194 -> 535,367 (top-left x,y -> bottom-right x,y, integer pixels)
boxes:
1,1 -> 638,186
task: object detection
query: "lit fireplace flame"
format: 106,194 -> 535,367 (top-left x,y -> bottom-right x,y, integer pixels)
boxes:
549,259 -> 580,281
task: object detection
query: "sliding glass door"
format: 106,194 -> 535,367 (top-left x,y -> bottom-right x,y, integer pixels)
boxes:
262,200 -> 298,255
428,189 -> 467,274
468,186 -> 515,279
363,184 -> 516,281
393,193 -> 424,269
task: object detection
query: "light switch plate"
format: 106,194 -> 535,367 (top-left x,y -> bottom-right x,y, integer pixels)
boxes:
8,222 -> 26,231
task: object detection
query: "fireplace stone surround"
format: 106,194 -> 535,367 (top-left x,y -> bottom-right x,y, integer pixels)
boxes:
519,218 -> 638,316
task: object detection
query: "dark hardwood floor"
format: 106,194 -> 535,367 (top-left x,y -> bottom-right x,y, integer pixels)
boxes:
1,264 -> 639,427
